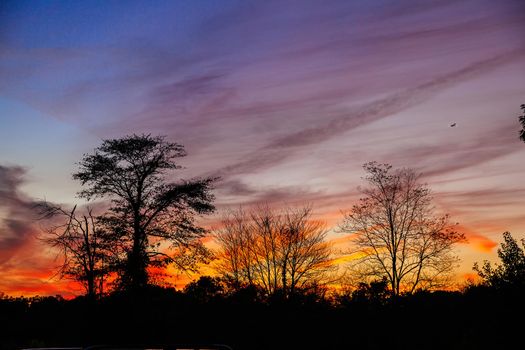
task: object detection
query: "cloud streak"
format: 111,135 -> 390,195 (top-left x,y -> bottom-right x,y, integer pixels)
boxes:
217,50 -> 525,178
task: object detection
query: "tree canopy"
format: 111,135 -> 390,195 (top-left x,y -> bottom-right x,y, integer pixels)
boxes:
474,231 -> 525,289
73,134 -> 216,290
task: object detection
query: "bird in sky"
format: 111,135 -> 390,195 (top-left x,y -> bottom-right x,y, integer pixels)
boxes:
450,123 -> 457,127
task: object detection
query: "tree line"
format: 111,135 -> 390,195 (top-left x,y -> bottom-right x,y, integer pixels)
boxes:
214,205 -> 333,298
2,231 -> 525,350
35,104 -> 525,300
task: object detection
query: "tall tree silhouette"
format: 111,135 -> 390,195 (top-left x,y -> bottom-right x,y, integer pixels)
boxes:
519,103 -> 525,143
474,231 -> 525,289
339,162 -> 464,295
73,134 -> 215,290
214,205 -> 333,297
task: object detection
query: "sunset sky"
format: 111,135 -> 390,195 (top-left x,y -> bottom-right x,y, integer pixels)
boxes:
1,0 -> 524,297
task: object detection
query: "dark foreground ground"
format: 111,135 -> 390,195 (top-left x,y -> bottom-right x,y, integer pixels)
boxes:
1,285 -> 523,350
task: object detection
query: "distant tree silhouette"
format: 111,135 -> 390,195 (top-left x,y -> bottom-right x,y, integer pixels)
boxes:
351,277 -> 390,303
38,203 -> 112,299
474,231 -> 525,289
73,134 -> 216,290
183,276 -> 225,302
519,103 -> 525,143
214,205 -> 334,298
339,162 -> 465,295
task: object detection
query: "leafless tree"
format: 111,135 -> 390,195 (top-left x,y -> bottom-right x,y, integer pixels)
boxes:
39,203 -> 114,299
214,205 -> 334,297
214,207 -> 256,288
339,162 -> 465,295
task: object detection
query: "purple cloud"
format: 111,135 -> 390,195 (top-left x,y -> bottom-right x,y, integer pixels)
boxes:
0,165 -> 39,264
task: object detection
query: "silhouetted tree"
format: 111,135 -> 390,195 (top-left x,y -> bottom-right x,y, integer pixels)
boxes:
213,207 -> 255,289
351,277 -> 389,303
474,231 -> 525,289
183,276 -> 225,302
73,134 -> 216,290
214,205 -> 334,298
340,162 -> 465,295
519,103 -> 525,143
38,203 -> 112,299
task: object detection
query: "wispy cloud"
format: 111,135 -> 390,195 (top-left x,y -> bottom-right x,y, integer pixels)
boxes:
0,165 -> 39,263
217,50 -> 524,178
0,165 -> 73,296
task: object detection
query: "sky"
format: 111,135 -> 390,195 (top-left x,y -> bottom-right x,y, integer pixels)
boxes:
0,0 -> 524,297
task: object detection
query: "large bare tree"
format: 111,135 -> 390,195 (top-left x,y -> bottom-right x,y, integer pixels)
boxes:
214,205 -> 333,297
339,162 -> 465,295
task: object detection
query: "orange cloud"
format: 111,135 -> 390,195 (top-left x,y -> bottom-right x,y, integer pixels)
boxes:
469,234 -> 498,253
0,272 -> 82,298
328,234 -> 354,247
330,253 -> 365,265
456,225 -> 497,253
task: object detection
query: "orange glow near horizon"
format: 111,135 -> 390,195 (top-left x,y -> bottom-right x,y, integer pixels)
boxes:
454,225 -> 498,253
0,214 -> 504,298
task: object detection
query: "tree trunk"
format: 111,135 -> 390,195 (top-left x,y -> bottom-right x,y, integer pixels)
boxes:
125,226 -> 148,290
87,272 -> 95,300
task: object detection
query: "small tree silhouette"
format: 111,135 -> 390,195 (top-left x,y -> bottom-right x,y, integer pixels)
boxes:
38,203 -> 113,299
474,231 -> 525,289
519,104 -> 525,143
352,277 -> 390,303
183,276 -> 225,303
